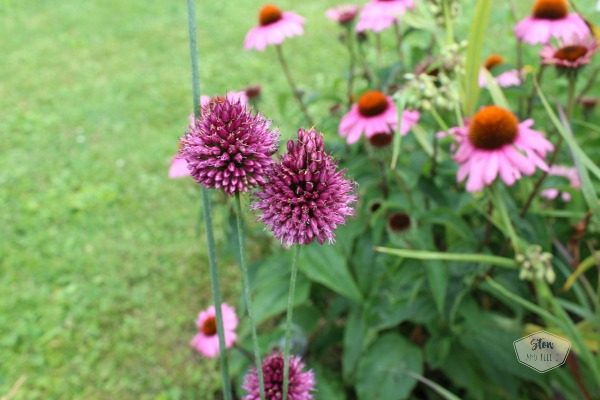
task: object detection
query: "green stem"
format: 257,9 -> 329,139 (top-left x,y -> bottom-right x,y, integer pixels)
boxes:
186,1 -> 232,398
234,194 -> 266,400
275,45 -> 314,126
345,26 -> 356,108
442,0 -> 454,45
393,21 -> 403,61
490,186 -> 521,253
282,246 -> 301,400
567,75 -> 578,118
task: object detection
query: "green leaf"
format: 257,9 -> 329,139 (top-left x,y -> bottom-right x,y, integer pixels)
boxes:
482,69 -> 509,108
342,306 -> 371,382
299,243 -> 363,302
252,255 -> 310,325
356,333 -> 423,400
375,247 -> 517,269
391,92 -> 407,169
463,0 -> 493,115
313,364 -> 346,400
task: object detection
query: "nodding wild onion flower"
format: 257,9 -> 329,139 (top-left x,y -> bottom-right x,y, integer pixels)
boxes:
515,0 -> 589,45
450,106 -> 554,192
540,35 -> 599,74
243,352 -> 315,400
356,0 -> 415,33
479,54 -> 523,88
190,303 -> 238,358
244,4 -> 305,51
253,128 -> 357,247
180,97 -> 279,195
339,90 -> 420,144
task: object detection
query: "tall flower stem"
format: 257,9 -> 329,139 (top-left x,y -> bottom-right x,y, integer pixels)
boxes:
282,246 -> 301,400
393,21 -> 403,61
508,0 -> 525,116
525,66 -> 546,117
234,194 -> 266,400
185,1 -> 232,399
521,75 -> 576,217
344,26 -> 357,108
275,45 -> 315,126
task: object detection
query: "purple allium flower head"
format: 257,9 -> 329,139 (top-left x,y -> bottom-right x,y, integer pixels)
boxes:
243,352 -> 315,400
180,97 -> 279,195
254,128 -> 357,247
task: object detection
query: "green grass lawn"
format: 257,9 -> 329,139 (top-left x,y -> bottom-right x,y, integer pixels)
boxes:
0,0 -> 343,398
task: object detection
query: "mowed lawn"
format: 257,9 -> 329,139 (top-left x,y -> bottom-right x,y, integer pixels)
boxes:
0,0 -> 343,398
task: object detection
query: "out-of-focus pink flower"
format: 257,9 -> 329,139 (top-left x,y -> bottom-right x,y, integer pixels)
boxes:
478,55 -> 523,88
339,90 -> 419,144
540,35 -> 598,71
541,165 -> 581,202
451,106 -> 554,192
326,4 -> 360,25
356,0 -> 414,32
244,4 -> 304,51
541,188 -> 572,202
191,303 -> 238,358
169,155 -> 191,179
515,0 -> 588,45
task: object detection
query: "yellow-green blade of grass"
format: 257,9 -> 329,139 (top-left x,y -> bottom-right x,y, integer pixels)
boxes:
463,0 -> 493,116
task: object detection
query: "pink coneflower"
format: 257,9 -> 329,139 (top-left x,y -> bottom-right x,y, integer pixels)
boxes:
243,352 -> 315,400
540,35 -> 599,72
339,90 -> 420,144
451,106 -> 554,192
190,303 -> 238,358
244,4 -> 304,51
479,55 -> 523,88
254,128 -> 356,247
326,4 -> 360,25
180,97 -> 279,194
356,0 -> 414,32
515,0 -> 589,45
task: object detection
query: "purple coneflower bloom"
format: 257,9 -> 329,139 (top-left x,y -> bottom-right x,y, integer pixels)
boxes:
190,303 -> 238,358
180,97 -> 279,194
356,0 -> 414,33
450,106 -> 554,192
254,128 -> 356,247
245,4 -> 305,51
540,34 -> 599,73
515,0 -> 588,45
243,352 -> 315,400
325,4 -> 360,25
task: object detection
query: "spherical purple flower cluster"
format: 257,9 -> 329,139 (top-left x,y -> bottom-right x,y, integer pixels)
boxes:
243,352 -> 315,400
180,98 -> 279,195
254,128 -> 356,247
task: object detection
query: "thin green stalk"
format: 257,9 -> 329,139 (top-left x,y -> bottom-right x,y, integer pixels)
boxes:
490,186 -> 521,253
442,0 -> 454,45
275,45 -> 314,126
393,21 -> 403,61
282,246 -> 301,400
234,194 -> 266,400
186,1 -> 232,398
344,25 -> 356,108
526,66 -> 545,117
567,75 -> 578,118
